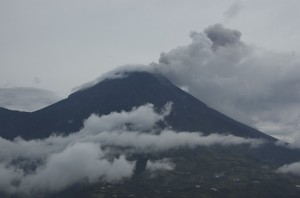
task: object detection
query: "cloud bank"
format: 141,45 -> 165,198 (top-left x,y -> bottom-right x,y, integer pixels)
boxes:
2,143 -> 135,194
154,23 -> 300,141
0,103 -> 263,195
0,87 -> 61,112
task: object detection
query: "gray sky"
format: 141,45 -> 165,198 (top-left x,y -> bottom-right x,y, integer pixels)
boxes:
1,0 -> 300,96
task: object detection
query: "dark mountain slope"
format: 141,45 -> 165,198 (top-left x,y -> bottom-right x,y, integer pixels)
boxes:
0,107 -> 29,139
0,72 -> 274,141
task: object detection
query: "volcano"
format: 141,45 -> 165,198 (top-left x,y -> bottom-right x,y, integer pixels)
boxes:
0,71 -> 274,141
1,71 -> 300,198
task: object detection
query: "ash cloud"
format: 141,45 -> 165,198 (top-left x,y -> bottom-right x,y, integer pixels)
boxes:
204,24 -> 242,49
0,103 -> 263,195
155,23 -> 300,141
224,1 -> 243,20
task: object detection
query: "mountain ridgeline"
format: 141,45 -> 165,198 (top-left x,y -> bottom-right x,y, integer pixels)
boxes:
0,71 -> 274,141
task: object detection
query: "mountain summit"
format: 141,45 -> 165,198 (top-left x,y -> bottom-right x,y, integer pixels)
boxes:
0,71 -> 273,141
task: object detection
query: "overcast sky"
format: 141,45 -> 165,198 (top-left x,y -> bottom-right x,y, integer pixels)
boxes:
1,0 -> 300,96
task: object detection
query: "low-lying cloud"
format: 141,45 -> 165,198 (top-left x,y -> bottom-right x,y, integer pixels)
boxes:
277,161 -> 300,177
0,103 -> 263,195
2,142 -> 135,194
223,1 -> 243,20
146,158 -> 175,172
0,87 -> 61,112
154,23 -> 300,141
90,130 -> 263,152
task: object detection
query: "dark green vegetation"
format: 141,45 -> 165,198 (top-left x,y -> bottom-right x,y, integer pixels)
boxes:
1,71 -> 300,197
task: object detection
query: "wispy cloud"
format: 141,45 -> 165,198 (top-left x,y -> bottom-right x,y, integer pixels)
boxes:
224,1 -> 244,20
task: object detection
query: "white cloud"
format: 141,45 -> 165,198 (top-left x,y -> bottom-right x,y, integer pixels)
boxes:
0,142 -> 135,194
277,161 -> 300,176
18,143 -> 134,194
275,132 -> 300,149
0,103 -> 264,195
146,158 -> 175,172
83,102 -> 171,133
89,130 -> 263,152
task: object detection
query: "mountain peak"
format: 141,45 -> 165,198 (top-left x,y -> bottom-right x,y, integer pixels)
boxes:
0,70 -> 274,141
